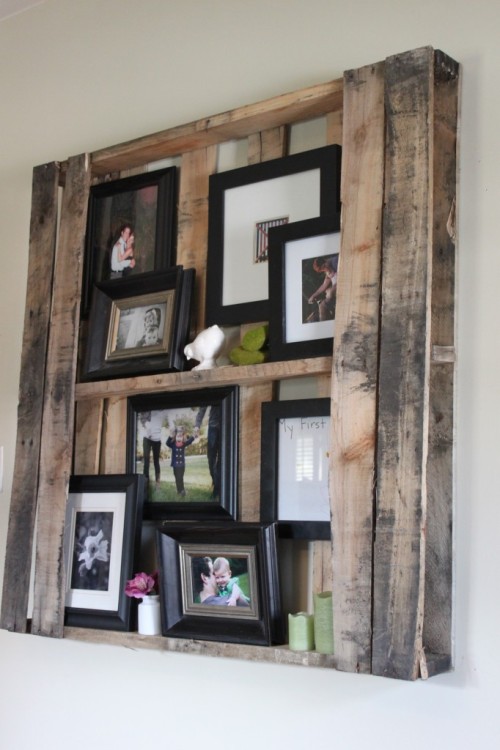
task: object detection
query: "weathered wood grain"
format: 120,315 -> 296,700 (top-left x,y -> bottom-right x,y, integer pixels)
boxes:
312,542 -> 333,594
73,399 -> 104,474
372,47 -> 457,680
64,626 -> 337,668
177,147 -> 217,334
0,162 -> 59,632
326,109 -> 343,146
31,153 -> 91,638
239,383 -> 275,522
330,61 -> 385,674
247,126 -> 288,164
86,79 -> 343,174
74,358 -> 333,401
422,50 -> 458,674
99,397 -> 127,473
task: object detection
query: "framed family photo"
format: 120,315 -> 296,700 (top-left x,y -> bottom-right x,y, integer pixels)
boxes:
267,216 -> 340,361
63,474 -> 146,630
82,267 -> 194,380
260,398 -> 331,540
205,145 -> 341,327
82,167 -> 177,315
156,523 -> 284,646
127,386 -> 239,520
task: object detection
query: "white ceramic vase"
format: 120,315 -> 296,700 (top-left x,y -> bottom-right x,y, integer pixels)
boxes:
138,594 -> 161,636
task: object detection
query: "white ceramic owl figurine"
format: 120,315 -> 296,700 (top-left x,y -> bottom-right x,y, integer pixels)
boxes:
184,325 -> 226,370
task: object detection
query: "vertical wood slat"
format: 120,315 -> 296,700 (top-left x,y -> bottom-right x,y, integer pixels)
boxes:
0,163 -> 60,632
177,147 -> 218,335
372,47 -> 458,680
326,110 -> 343,146
99,397 -> 127,474
247,126 -> 288,164
330,62 -> 385,673
422,51 -> 458,676
239,382 -> 274,522
73,399 -> 104,474
31,153 -> 91,638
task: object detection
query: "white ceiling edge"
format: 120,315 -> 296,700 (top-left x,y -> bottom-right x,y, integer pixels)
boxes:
0,0 -> 44,22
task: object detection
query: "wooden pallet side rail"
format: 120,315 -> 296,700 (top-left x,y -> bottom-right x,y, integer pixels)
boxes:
372,48 -> 458,680
0,162 -> 60,632
31,154 -> 91,638
330,60 -> 385,674
422,50 -> 458,678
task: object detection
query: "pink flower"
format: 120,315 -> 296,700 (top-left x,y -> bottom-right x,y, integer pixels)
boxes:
125,571 -> 158,598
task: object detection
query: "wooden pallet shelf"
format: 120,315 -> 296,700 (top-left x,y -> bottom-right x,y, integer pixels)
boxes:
74,357 -> 333,401
1,46 -> 459,681
64,627 -> 337,669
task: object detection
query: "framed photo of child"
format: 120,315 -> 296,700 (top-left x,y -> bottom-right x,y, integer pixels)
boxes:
126,386 -> 239,521
82,166 -> 177,316
267,215 -> 341,362
81,267 -> 194,381
156,523 -> 285,646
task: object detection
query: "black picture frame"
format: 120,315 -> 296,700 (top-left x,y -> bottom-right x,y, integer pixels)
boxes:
267,216 -> 340,361
127,386 -> 239,521
156,522 -> 284,646
81,266 -> 194,381
205,144 -> 341,327
82,166 -> 177,315
260,398 -> 331,540
63,473 -> 146,630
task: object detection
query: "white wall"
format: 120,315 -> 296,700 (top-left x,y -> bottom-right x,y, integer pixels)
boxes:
0,1 -> 498,747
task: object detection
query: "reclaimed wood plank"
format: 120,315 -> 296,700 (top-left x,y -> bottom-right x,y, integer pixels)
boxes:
31,153 -> 91,638
99,397 -> 127,473
326,109 -> 343,146
312,542 -> 333,594
330,60 -> 385,673
372,47 -> 432,681
87,79 -> 343,175
239,383 -> 274,522
177,147 -> 217,334
422,50 -> 458,675
372,47 -> 457,680
64,626 -> 337,668
0,162 -> 60,632
74,358 -> 333,401
73,399 -> 104,474
247,126 -> 288,164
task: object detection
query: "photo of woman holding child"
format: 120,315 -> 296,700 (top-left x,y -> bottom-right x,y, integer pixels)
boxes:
191,555 -> 251,609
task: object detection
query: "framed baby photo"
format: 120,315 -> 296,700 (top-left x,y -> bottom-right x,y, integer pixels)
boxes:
267,216 -> 340,362
156,523 -> 284,646
63,474 -> 146,631
260,398 -> 332,540
126,386 -> 239,521
81,267 -> 194,380
205,144 -> 341,327
82,167 -> 177,315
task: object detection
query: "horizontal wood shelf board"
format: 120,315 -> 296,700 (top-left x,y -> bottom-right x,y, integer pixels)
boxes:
73,79 -> 343,175
75,357 -> 333,401
64,627 -> 337,668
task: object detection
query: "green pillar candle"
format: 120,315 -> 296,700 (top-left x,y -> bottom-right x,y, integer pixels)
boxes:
288,612 -> 315,651
313,591 -> 334,654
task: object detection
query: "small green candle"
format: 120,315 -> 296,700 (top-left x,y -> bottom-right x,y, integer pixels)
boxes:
314,591 -> 334,654
288,612 -> 315,651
